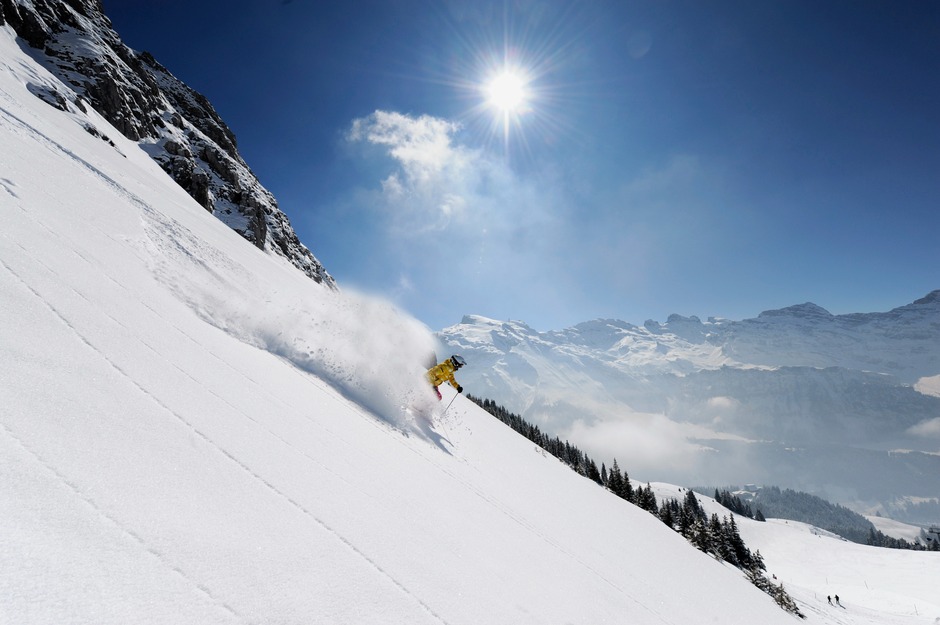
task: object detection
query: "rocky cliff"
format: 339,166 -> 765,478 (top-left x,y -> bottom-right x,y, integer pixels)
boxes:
1,0 -> 334,286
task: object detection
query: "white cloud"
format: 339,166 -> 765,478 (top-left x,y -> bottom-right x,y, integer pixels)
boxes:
908,418 -> 940,438
563,411 -> 703,479
348,110 -> 490,230
349,111 -> 460,171
347,110 -> 561,233
914,374 -> 940,398
344,109 -> 577,326
700,395 -> 741,426
706,396 -> 739,410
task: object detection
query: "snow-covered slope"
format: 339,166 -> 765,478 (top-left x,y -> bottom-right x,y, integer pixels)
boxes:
651,484 -> 940,625
867,516 -> 929,545
0,24 -> 827,624
438,304 -> 940,510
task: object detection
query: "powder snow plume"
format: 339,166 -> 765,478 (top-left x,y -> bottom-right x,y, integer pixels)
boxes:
137,209 -> 440,428
250,286 -> 443,425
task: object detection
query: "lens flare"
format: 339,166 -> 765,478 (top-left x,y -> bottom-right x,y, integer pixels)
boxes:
485,70 -> 529,112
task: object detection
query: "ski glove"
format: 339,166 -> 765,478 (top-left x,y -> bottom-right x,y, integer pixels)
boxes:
456,385 -> 463,393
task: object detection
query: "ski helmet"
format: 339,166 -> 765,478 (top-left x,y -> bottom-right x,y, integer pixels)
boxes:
451,355 -> 467,368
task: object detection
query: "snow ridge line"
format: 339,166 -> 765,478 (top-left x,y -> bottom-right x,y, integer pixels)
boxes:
0,256 -> 452,625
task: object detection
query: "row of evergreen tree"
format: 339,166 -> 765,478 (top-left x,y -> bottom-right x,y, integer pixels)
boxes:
467,395 -> 805,618
713,489 -> 763,520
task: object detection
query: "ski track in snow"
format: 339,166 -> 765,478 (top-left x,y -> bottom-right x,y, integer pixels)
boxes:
1,177 -> 17,197
0,249 -> 453,625
2,95 -> 225,260
0,419 -> 244,623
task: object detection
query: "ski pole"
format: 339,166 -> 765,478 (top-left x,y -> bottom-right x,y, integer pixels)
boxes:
442,392 -> 458,416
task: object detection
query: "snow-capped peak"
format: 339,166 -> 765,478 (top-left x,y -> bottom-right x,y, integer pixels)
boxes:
757,301 -> 834,319
438,292 -> 940,512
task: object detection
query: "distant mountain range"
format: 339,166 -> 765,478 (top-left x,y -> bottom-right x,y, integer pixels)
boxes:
1,0 -> 334,286
438,292 -> 940,518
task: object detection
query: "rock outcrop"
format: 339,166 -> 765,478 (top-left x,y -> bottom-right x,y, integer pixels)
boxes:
3,0 -> 334,286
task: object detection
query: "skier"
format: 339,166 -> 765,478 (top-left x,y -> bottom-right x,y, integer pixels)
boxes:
426,355 -> 466,400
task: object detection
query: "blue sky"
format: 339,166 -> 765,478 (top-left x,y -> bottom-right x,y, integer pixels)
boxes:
105,0 -> 939,331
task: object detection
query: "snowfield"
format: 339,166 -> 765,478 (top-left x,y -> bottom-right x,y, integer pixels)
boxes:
1,24 -> 938,624
867,515 -> 930,545
651,484 -> 940,625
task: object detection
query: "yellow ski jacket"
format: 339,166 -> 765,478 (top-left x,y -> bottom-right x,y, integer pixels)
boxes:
426,359 -> 460,390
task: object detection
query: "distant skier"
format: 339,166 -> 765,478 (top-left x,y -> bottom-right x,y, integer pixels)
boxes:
827,596 -> 832,605
426,355 -> 466,400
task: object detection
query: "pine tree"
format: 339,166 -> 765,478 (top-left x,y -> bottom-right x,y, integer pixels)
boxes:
659,500 -> 676,529
691,517 -> 711,552
727,515 -> 752,568
607,459 -> 624,498
684,489 -> 704,520
710,514 -> 732,561
585,458 -> 602,485
751,549 -> 766,571
620,470 -> 634,502
636,484 -> 658,514
677,499 -> 695,538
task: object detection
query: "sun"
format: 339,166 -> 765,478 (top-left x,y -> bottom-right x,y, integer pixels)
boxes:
446,37 -> 573,157
430,6 -> 590,160
485,70 -> 529,113
478,66 -> 536,149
